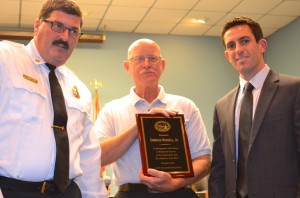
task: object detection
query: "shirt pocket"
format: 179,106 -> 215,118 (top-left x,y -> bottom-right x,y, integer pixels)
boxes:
65,97 -> 91,136
8,76 -> 46,121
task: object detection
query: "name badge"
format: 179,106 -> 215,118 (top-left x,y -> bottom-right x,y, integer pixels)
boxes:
23,74 -> 38,84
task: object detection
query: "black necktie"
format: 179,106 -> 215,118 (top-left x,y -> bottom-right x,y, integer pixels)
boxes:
237,82 -> 254,198
46,63 -> 69,193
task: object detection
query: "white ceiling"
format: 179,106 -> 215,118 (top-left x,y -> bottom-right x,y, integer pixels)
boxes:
0,0 -> 300,37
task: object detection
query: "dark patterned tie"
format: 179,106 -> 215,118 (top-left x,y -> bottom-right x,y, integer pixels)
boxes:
237,82 -> 254,198
46,63 -> 69,193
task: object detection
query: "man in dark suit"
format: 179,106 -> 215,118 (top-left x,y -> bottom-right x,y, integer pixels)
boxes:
208,16 -> 300,198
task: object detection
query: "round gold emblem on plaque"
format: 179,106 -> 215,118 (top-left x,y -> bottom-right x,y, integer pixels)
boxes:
154,121 -> 171,132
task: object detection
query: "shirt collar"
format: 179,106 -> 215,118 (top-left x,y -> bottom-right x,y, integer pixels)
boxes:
25,39 -> 68,78
129,85 -> 167,106
239,65 -> 270,91
25,39 -> 45,65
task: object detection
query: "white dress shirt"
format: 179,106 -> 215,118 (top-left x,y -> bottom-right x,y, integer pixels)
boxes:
0,40 -> 107,198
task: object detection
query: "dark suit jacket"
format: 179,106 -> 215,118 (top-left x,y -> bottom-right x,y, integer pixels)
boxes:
208,70 -> 300,198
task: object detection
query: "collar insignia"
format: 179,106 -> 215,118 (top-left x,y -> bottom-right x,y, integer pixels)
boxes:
72,85 -> 80,99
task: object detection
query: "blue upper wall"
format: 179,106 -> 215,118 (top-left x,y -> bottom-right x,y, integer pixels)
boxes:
265,17 -> 300,76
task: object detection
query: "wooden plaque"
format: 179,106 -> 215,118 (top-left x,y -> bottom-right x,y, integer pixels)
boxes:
136,113 -> 194,178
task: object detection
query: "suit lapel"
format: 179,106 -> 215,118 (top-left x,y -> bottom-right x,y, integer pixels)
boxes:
226,86 -> 239,157
249,70 -> 279,149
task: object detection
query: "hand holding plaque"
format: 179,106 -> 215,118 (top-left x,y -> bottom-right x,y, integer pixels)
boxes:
136,113 -> 194,178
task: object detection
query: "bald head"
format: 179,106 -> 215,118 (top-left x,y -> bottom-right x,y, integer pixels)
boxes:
127,38 -> 161,59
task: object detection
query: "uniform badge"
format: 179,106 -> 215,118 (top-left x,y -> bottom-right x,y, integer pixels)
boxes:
72,85 -> 80,99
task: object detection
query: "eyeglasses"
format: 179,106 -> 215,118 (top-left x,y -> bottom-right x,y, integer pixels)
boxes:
42,19 -> 83,39
129,56 -> 161,64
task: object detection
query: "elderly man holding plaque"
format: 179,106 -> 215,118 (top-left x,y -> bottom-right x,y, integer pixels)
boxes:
94,38 -> 211,198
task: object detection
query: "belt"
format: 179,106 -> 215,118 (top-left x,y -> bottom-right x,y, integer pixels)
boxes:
0,176 -> 71,195
119,183 -> 162,193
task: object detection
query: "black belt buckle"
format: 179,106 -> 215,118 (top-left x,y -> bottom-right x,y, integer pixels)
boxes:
40,181 -> 58,195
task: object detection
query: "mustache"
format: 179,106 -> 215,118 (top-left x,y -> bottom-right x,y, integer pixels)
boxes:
52,40 -> 69,50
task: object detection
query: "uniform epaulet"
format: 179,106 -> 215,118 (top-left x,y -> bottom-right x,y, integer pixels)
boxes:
1,40 -> 24,48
